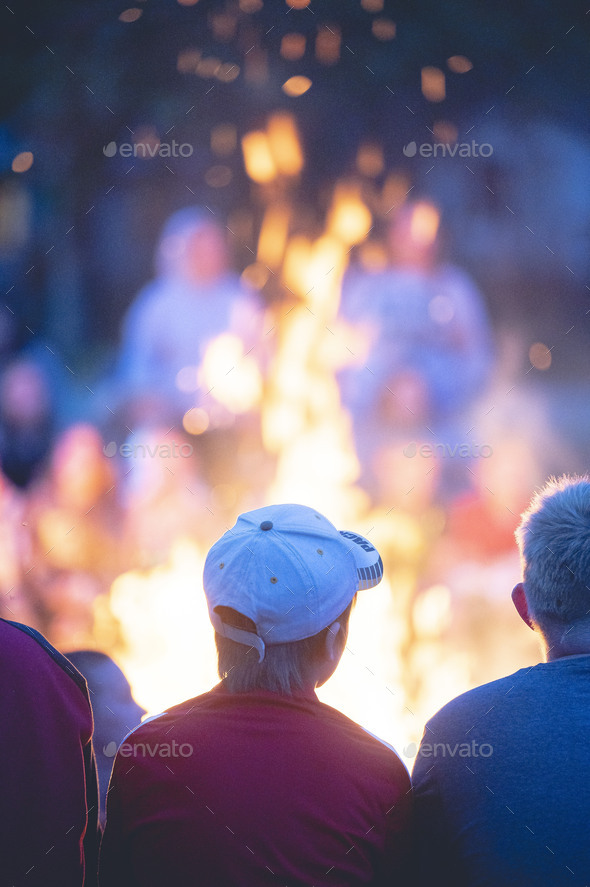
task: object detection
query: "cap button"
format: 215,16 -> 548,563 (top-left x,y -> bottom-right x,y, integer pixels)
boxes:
260,520 -> 273,531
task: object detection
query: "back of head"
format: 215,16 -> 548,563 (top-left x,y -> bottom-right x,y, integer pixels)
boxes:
515,475 -> 590,623
214,602 -> 354,695
203,503 -> 383,695
155,206 -> 228,282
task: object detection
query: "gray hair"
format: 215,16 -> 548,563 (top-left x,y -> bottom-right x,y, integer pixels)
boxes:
215,601 -> 354,695
515,475 -> 590,622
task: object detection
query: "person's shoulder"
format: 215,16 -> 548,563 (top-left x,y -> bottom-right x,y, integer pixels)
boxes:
425,665 -> 542,729
314,698 -> 409,775
0,619 -> 87,693
120,686 -> 222,743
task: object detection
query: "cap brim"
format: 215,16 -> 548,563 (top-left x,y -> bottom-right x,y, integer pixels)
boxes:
338,531 -> 384,590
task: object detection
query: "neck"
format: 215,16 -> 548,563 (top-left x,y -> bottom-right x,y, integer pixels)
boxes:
541,619 -> 590,661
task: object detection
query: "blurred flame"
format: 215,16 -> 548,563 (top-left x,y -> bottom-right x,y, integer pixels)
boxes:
200,333 -> 262,413
410,202 -> 440,246
326,183 -> 373,246
257,204 -> 291,268
241,131 -> 277,183
413,585 -> 452,636
109,539 -> 218,715
267,113 -> 303,176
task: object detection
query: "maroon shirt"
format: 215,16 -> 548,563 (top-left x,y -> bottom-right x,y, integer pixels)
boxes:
0,619 -> 99,886
100,684 -> 412,886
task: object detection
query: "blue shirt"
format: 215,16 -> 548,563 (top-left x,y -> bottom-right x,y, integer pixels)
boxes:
412,656 -> 590,886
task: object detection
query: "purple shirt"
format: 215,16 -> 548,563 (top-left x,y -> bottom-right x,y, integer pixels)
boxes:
0,619 -> 99,886
100,684 -> 412,886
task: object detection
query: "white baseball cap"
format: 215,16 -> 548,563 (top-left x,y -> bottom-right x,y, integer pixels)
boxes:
203,503 -> 383,661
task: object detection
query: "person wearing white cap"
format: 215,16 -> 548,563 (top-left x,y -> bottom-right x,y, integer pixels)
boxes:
99,504 -> 412,887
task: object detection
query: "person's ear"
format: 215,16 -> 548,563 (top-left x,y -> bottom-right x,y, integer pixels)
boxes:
512,583 -> 535,631
325,621 -> 342,662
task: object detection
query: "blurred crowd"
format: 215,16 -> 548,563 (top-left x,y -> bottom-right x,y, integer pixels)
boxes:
0,199 -> 568,719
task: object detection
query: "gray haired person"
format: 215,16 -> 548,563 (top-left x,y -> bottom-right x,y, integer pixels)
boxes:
412,475 -> 590,886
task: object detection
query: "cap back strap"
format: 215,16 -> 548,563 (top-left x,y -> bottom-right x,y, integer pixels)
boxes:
210,610 -> 266,663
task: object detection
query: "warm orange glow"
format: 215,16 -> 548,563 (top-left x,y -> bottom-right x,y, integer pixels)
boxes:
211,124 -> 237,156
177,49 -> 201,74
204,165 -> 232,188
281,235 -> 312,297
200,334 -> 262,413
421,66 -> 446,102
358,241 -> 388,272
361,0 -> 383,10
316,25 -> 341,65
119,8 -> 142,22
132,128 -> 160,159
196,57 -> 221,78
409,202 -> 441,246
356,143 -> 384,178
286,0 -> 310,7
244,48 -> 268,84
257,204 -> 291,269
241,263 -> 270,290
281,33 -> 306,60
380,173 -> 411,216
109,541 -> 218,714
529,342 -> 552,370
11,152 -> 33,173
216,62 -> 240,82
432,120 -> 458,144
447,55 -> 473,73
210,12 -> 237,42
239,0 -> 262,9
282,75 -> 312,97
326,183 -> 372,247
182,408 -> 210,435
372,18 -> 396,40
177,0 -> 199,5
241,130 -> 277,183
266,112 -> 304,176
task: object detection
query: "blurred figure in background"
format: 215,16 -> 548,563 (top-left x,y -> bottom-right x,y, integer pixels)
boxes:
337,199 -> 494,502
66,650 -> 145,826
110,207 -> 268,494
22,424 -> 124,643
113,207 -> 266,426
0,356 -> 55,488
115,425 -> 210,566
